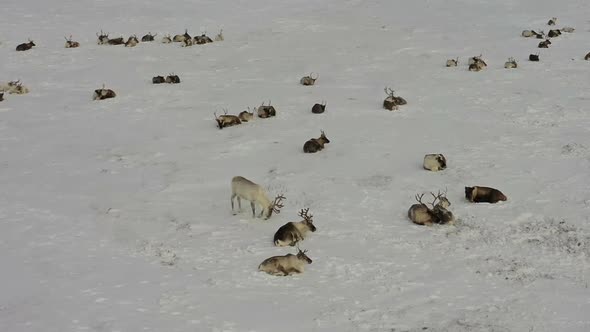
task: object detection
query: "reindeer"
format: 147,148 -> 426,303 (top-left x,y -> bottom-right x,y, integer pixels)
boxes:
6,80 -> 29,95
141,32 -> 157,42
561,27 -> 575,33
522,30 -> 535,37
311,101 -> 326,114
182,38 -> 194,47
465,186 -> 507,203
408,190 -> 455,226
303,130 -> 330,153
274,208 -> 316,247
107,36 -> 125,45
423,154 -> 447,171
195,33 -> 213,44
300,72 -> 319,86
467,54 -> 487,72
16,39 -> 35,51
547,17 -> 557,26
504,57 -> 518,69
125,35 -> 139,47
165,74 -> 180,84
214,29 -> 224,41
585,52 -> 590,61
152,76 -> 166,84
257,100 -> 276,118
0,92 -> 4,102
529,53 -> 540,62
97,30 -> 110,44
258,247 -> 312,276
93,85 -> 116,100
230,176 -> 285,220
383,87 -> 407,110
238,107 -> 255,122
64,36 -> 80,48
548,29 -> 561,38
445,57 -> 459,67
214,110 -> 241,129
538,39 -> 551,48
173,29 -> 190,42
161,34 -> 172,43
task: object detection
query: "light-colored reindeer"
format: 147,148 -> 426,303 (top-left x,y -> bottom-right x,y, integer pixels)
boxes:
300,72 -> 319,86
258,247 -> 313,276
408,190 -> 454,226
231,176 -> 285,219
274,208 -> 316,247
64,35 -> 80,48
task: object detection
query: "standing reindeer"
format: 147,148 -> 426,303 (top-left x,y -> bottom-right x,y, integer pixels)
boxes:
230,176 -> 285,219
257,100 -> 276,118
258,247 -> 313,276
64,36 -> 80,48
214,110 -> 241,129
300,73 -> 319,86
16,39 -> 35,51
408,190 -> 454,226
303,130 -> 330,153
383,87 -> 407,111
274,208 -> 316,247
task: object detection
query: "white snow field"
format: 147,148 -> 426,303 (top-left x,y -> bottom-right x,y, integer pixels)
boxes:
2,0 -> 590,331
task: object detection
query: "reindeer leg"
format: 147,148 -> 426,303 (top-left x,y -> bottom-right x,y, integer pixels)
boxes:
231,194 -> 236,214
237,196 -> 242,210
251,202 -> 256,218
278,266 -> 290,276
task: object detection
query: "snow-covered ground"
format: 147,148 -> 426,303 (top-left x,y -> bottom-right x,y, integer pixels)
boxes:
1,0 -> 590,331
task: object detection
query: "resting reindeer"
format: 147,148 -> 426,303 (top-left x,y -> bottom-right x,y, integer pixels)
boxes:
161,34 -> 172,43
64,36 -> 80,48
258,247 -> 312,276
445,57 -> 458,67
468,54 -> 487,72
465,186 -> 507,203
423,153 -> 446,171
584,52 -> 590,61
311,101 -> 326,114
383,87 -> 407,110
173,29 -> 191,42
141,32 -> 157,42
1,80 -> 30,95
230,176 -> 285,219
408,190 -> 455,226
504,57 -> 518,69
238,107 -> 255,122
125,35 -> 139,47
93,85 -> 116,100
214,110 -> 241,129
303,130 -> 330,153
300,72 -> 319,86
16,39 -> 35,51
214,29 -> 224,41
274,208 -> 316,247
257,100 -> 276,118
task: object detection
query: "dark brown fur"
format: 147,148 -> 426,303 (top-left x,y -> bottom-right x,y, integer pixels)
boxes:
257,101 -> 276,118
165,75 -> 180,84
585,52 -> 590,61
538,39 -> 551,48
465,186 -> 507,203
107,37 -> 125,45
152,76 -> 166,84
529,54 -> 540,62
141,32 -> 157,42
16,40 -> 35,51
303,131 -> 330,153
311,102 -> 326,114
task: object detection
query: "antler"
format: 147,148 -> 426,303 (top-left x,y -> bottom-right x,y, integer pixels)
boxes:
384,87 -> 395,98
272,194 -> 286,214
415,193 -> 425,204
298,208 -> 313,221
429,190 -> 445,208
320,130 -> 326,137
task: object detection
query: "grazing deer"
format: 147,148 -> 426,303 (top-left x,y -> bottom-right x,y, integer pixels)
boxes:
93,85 -> 116,100
547,17 -> 557,26
214,110 -> 241,129
97,30 -> 110,44
141,32 -> 157,42
303,130 -> 330,153
529,53 -> 540,62
311,101 -> 326,114
257,100 -> 276,118
258,248 -> 313,276
561,27 -> 575,33
107,36 -> 125,45
64,36 -> 80,48
446,57 -> 459,67
504,57 -> 518,69
585,52 -> 590,61
161,34 -> 172,43
408,190 -> 455,226
423,154 -> 447,171
16,39 -> 35,51
152,76 -> 166,84
465,186 -> 507,203
125,35 -> 139,47
274,208 -> 316,247
238,107 -> 255,122
538,39 -> 551,48
215,29 -> 224,41
383,87 -> 407,110
548,29 -> 561,38
300,72 -> 319,86
230,176 -> 285,219
165,74 -> 180,84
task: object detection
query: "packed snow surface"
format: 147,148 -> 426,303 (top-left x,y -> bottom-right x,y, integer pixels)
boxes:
1,0 -> 590,331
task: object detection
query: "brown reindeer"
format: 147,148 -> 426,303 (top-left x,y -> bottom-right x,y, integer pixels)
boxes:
504,57 -> 518,69
274,208 -> 316,247
257,100 -> 276,118
125,35 -> 139,47
231,176 -> 285,219
93,85 -> 116,100
538,39 -> 551,48
303,130 -> 330,153
64,36 -> 80,48
97,30 -> 110,44
408,190 -> 454,226
238,107 -> 255,122
107,36 -> 125,45
548,29 -> 561,38
465,186 -> 507,203
0,92 -> 4,102
547,17 -> 557,26
141,32 -> 157,42
529,53 -> 540,62
214,29 -> 224,41
165,74 -> 180,84
258,247 -> 313,276
152,76 -> 166,84
383,87 -> 407,110
300,72 -> 319,86
446,57 -> 459,67
161,34 -> 172,43
16,39 -> 35,51
311,101 -> 326,114
585,52 -> 590,61
195,33 -> 213,44
214,110 -> 241,129
173,29 -> 190,42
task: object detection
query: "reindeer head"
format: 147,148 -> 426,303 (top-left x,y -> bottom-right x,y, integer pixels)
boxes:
265,194 -> 285,219
97,30 -> 109,44
298,208 -> 316,232
295,246 -> 312,264
319,130 -> 330,144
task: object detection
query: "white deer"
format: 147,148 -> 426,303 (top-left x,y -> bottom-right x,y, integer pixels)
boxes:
231,176 -> 285,219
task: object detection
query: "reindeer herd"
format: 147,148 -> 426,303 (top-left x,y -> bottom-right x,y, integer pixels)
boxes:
3,16 -> 584,277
